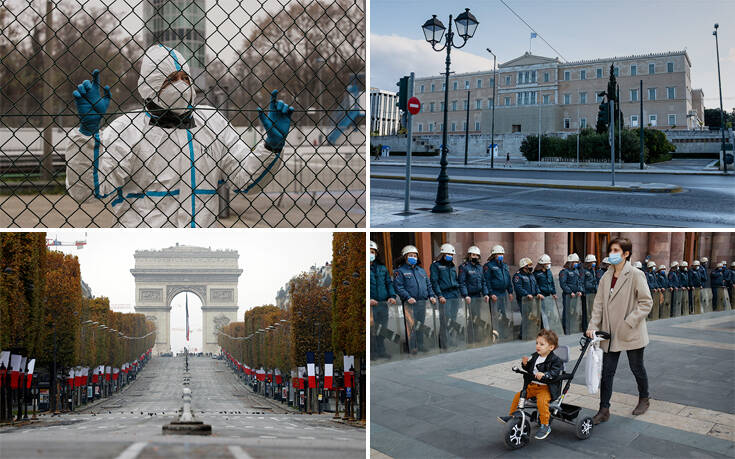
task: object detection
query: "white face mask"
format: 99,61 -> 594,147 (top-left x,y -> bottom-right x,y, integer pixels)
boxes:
157,80 -> 194,114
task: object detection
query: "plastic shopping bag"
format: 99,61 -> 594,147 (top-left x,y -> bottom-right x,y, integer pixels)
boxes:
584,341 -> 603,394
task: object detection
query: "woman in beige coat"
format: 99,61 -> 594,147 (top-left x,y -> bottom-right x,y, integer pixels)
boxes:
585,237 -> 652,425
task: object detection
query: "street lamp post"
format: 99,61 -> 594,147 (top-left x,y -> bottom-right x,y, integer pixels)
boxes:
486,49 -> 497,168
422,9 -> 479,213
713,23 -> 728,173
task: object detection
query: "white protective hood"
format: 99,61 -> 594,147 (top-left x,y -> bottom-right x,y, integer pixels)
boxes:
137,44 -> 195,102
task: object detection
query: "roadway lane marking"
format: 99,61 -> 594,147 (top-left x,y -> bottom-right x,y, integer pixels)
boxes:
227,445 -> 254,459
259,435 -> 277,439
298,436 -> 316,440
115,442 -> 147,459
672,314 -> 735,333
649,333 -> 735,350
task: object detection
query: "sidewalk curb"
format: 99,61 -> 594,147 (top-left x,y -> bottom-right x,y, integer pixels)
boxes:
371,160 -> 732,176
371,173 -> 683,193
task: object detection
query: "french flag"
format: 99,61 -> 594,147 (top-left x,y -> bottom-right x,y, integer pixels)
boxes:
0,351 -> 10,388
275,368 -> 282,385
112,368 -> 119,380
92,367 -> 99,384
343,355 -> 355,388
9,354 -> 21,389
19,356 -> 27,389
105,366 -> 111,381
291,370 -> 297,388
306,352 -> 316,389
75,367 -> 83,387
82,367 -> 89,386
298,366 -> 306,390
324,352 -> 334,389
26,359 -> 36,389
67,369 -> 75,388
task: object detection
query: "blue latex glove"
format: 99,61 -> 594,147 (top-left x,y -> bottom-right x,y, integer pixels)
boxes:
257,89 -> 294,151
73,69 -> 110,136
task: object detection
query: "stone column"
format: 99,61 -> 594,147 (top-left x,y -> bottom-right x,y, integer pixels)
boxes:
698,232 -> 713,261
514,233 -> 545,267
544,232 -> 567,268
446,232 -> 475,259
711,232 -> 733,266
648,232 -> 672,268
669,232 -> 685,264
474,232 -> 514,264
619,232 -> 648,264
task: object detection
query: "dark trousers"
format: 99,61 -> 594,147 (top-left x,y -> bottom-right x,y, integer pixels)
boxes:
372,302 -> 388,357
600,347 -> 649,409
407,302 -> 426,352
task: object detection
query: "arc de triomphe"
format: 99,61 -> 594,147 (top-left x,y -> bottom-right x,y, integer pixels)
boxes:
131,244 -> 242,355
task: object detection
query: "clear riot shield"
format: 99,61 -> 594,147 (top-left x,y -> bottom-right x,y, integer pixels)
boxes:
521,297 -> 542,341
403,300 -> 439,355
540,296 -> 564,337
563,293 -> 583,334
692,288 -> 703,315
491,294 -> 514,343
660,290 -> 672,319
585,293 -> 596,324
671,289 -> 682,317
371,301 -> 403,361
681,289 -> 690,316
466,296 -> 494,346
439,297 -> 467,350
649,291 -> 660,321
702,288 -> 713,313
714,287 -> 731,311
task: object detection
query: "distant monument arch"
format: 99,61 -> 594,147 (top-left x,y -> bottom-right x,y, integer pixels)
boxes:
132,244 -> 242,354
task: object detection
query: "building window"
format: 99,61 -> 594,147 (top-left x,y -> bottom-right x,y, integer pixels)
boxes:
465,80 -> 470,89
564,93 -> 570,104
476,99 -> 482,109
488,98 -> 494,108
543,94 -> 550,105
580,118 -> 587,129
668,114 -> 676,126
649,63 -> 655,74
544,72 -> 549,82
451,101 -> 457,111
463,100 -> 468,110
597,93 -> 603,103
439,123 -> 443,131
630,88 -> 639,102
597,68 -> 603,78
505,75 -> 511,86
440,102 -> 444,111
451,122 -> 456,132
580,70 -> 586,80
564,118 -> 570,129
512,124 -> 521,133
504,96 -> 511,106
490,77 -> 495,87
417,123 -> 423,132
631,115 -> 639,127
477,79 -> 482,89
431,83 -> 435,92
430,102 -> 435,112
667,62 -> 674,73
631,64 -> 637,76
453,81 -> 458,90
429,124 -> 434,132
649,114 -> 657,126
463,121 -> 467,131
442,82 -> 446,91
564,70 -> 570,81
475,121 -> 480,131
648,88 -> 656,101
420,85 -> 424,93
667,87 -> 675,99
580,92 -> 587,104
614,66 -> 619,77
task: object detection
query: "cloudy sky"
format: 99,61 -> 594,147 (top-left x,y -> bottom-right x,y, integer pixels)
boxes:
370,0 -> 735,110
38,229 -> 335,352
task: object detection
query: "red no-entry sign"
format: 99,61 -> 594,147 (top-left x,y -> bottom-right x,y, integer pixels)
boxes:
407,97 -> 421,115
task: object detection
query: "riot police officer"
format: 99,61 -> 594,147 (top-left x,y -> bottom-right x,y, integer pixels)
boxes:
596,257 -> 609,283
559,253 -> 583,334
370,240 -> 396,359
458,246 -> 489,343
534,254 -> 556,299
513,257 -> 543,340
431,243 -> 461,348
581,254 -> 598,327
644,261 -> 659,292
393,245 -> 437,354
484,245 -> 514,341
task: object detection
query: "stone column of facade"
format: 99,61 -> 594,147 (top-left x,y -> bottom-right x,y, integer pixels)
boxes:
648,232 -> 672,268
710,232 -> 733,266
446,232 -> 476,262
514,233 -> 545,267
544,232 -> 568,268
473,232 -> 514,264
670,232 -> 685,264
619,232 -> 648,264
698,232 -> 713,261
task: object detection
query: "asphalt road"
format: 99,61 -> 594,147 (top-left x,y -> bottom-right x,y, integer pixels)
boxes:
371,164 -> 735,227
0,357 -> 364,459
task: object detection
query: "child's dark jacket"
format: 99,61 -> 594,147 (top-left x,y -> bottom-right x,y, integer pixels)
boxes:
522,350 -> 564,401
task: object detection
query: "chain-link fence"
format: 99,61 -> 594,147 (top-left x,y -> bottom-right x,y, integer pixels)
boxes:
0,0 -> 365,227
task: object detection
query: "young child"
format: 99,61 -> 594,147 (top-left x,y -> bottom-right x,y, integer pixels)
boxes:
497,329 -> 564,440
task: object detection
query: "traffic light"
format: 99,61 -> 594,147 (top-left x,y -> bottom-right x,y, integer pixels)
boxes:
396,76 -> 409,112
597,101 -> 609,125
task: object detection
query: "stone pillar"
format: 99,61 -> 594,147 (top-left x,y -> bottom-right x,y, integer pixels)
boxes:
619,232 -> 648,264
711,232 -> 733,266
514,233 -> 545,267
698,232 -> 713,261
670,232 -> 685,264
544,232 -> 567,268
474,232 -> 514,264
648,232 -> 672,268
446,232 -> 475,260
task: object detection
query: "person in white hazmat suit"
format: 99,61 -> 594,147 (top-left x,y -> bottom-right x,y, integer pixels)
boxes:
65,44 -> 294,227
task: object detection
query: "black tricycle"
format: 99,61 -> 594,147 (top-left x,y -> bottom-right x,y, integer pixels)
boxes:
502,331 -> 610,450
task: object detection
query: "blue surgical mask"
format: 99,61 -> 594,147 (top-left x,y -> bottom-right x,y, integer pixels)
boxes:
573,263 -> 579,269
591,263 -> 596,268
497,255 -> 504,262
407,256 -> 417,266
608,253 -> 623,265
370,253 -> 375,263
445,254 -> 453,262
